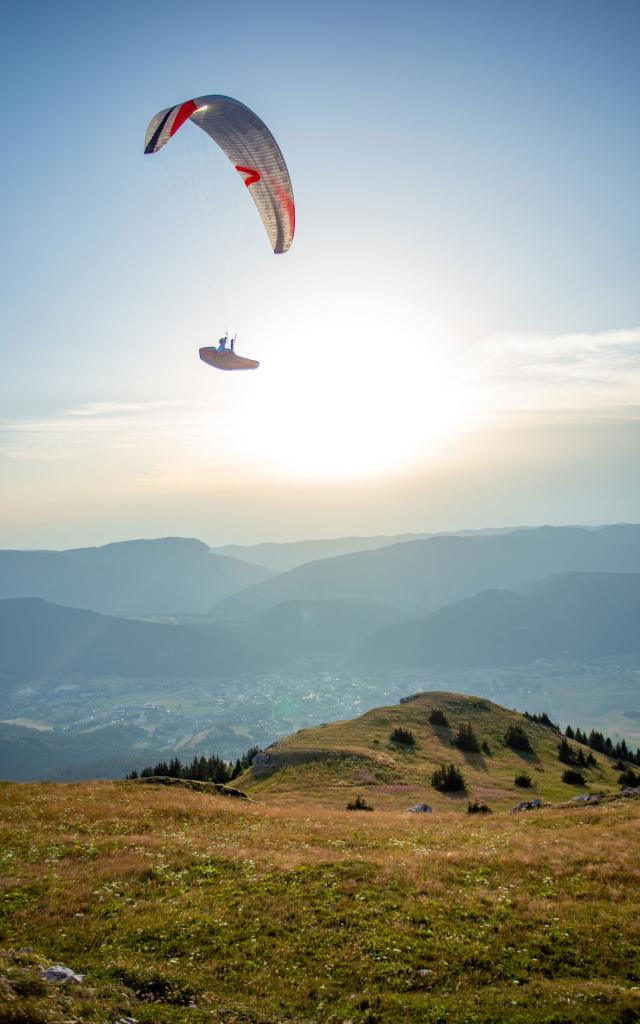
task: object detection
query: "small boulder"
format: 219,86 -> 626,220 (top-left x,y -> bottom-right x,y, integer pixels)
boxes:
512,798 -> 543,812
407,803 -> 432,814
42,964 -> 83,984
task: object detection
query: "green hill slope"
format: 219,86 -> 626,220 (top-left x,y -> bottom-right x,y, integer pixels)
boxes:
239,692 -> 631,812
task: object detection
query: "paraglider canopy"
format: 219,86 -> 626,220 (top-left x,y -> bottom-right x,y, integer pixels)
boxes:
144,94 -> 295,254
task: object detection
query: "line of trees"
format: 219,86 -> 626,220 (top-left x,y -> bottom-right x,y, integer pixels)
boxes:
525,709 -> 640,767
557,737 -> 597,768
524,711 -> 560,731
126,746 -> 261,784
564,725 -> 640,767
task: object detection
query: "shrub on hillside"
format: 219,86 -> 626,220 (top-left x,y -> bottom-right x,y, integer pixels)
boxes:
432,763 -> 466,792
390,726 -> 416,746
429,708 -> 450,727
347,795 -> 374,811
8,972 -> 48,998
467,800 -> 491,814
452,722 -> 480,753
558,737 -> 580,764
562,768 -> 586,786
618,767 -> 640,788
504,724 -> 533,752
110,966 -> 196,1006
515,773 -> 533,788
481,740 -> 492,755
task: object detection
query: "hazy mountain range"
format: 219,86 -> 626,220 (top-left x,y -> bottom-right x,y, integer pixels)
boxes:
355,572 -> 640,668
2,523 -> 640,780
211,533 -> 433,572
0,537 -> 272,615
3,568 -> 639,686
2,525 -> 640,675
213,524 -> 640,617
210,526 -> 521,573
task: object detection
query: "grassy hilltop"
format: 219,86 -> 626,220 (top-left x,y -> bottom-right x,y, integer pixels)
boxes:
238,692 -> 627,812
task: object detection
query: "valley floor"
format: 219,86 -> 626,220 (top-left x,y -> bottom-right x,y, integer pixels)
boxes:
0,781 -> 639,1023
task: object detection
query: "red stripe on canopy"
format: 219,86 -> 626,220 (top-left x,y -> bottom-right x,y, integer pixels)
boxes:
236,165 -> 261,187
170,99 -> 198,137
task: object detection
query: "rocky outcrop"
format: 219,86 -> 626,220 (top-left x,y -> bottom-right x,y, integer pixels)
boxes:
251,748 -> 373,777
133,777 -> 248,799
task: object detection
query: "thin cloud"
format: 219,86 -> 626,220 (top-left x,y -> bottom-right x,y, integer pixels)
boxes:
66,399 -> 195,417
0,397 -> 237,469
468,326 -> 640,412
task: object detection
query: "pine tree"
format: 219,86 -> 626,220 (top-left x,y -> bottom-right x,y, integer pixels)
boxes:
504,724 -> 533,752
453,722 -> 480,753
432,763 -> 467,792
347,795 -> 374,811
390,726 -> 416,746
515,773 -> 532,788
558,738 -> 577,764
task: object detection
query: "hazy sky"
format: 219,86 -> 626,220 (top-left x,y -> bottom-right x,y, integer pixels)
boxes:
1,0 -> 639,548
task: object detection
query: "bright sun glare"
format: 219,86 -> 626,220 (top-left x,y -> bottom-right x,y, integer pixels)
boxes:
228,328 -> 473,481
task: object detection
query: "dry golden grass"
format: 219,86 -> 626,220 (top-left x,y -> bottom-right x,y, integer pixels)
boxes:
0,777 -> 639,1023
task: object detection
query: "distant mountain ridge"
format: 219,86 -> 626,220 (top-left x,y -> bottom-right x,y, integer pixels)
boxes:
355,571 -> 640,668
0,537 -> 273,615
211,526 -> 523,572
212,533 -> 432,571
213,524 -> 640,617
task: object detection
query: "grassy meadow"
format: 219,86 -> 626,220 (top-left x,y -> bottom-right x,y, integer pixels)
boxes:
0,774 -> 639,1024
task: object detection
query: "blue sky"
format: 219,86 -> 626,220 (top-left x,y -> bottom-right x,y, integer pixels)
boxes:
1,0 -> 639,547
